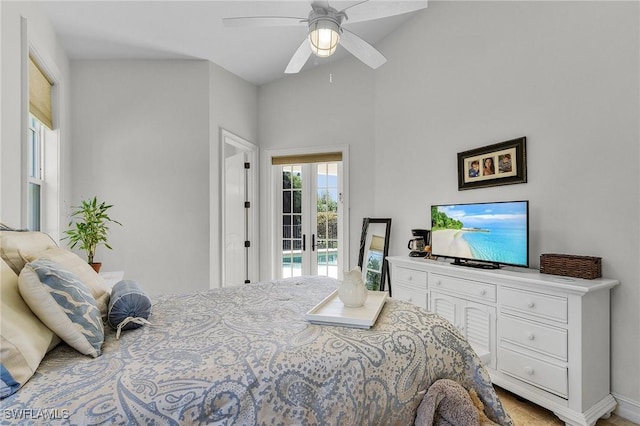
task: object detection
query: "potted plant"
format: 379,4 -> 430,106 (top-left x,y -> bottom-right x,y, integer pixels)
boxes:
64,196 -> 122,273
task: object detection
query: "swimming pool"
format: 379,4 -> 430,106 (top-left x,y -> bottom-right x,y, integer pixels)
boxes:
282,249 -> 338,279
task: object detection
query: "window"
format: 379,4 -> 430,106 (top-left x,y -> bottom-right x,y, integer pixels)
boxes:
28,115 -> 45,231
27,55 -> 58,237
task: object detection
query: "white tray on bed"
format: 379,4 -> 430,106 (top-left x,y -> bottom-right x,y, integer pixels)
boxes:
305,289 -> 388,329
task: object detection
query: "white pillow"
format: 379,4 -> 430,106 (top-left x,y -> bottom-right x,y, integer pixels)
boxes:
18,259 -> 104,358
20,247 -> 111,318
0,260 -> 59,398
0,231 -> 57,274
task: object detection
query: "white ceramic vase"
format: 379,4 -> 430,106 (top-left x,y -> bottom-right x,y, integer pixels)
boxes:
338,267 -> 368,308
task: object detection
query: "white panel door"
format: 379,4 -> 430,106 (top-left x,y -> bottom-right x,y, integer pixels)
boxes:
221,129 -> 258,288
224,151 -> 246,287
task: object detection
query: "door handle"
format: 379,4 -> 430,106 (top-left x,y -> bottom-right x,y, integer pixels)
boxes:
312,234 -> 316,251
303,234 -> 306,251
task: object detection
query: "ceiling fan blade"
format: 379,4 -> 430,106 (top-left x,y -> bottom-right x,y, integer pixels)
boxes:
339,29 -> 387,69
311,1 -> 331,11
338,0 -> 370,14
285,39 -> 313,74
222,16 -> 306,28
339,0 -> 427,24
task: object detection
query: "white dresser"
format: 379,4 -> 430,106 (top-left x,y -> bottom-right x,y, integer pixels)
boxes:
386,256 -> 619,426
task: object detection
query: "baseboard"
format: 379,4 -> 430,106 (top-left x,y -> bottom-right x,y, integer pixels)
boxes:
613,392 -> 640,424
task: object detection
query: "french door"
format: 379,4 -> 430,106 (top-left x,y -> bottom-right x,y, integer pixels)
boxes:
276,160 -> 344,279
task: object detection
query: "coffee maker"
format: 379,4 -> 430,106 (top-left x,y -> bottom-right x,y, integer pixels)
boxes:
408,229 -> 431,257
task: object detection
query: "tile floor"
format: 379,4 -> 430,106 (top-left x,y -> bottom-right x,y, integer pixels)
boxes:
495,386 -> 638,426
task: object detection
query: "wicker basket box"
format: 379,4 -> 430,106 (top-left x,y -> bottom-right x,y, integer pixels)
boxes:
539,254 -> 602,279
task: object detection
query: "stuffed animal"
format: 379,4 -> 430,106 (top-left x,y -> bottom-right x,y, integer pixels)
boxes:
469,387 -> 498,425
414,379 -> 499,426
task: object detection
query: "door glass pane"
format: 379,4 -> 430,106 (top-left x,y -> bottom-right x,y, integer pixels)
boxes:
282,215 -> 291,238
293,214 -> 302,238
282,166 -> 303,278
282,169 -> 292,189
292,166 -> 302,189
293,191 -> 302,213
283,191 -> 291,213
316,162 -> 338,279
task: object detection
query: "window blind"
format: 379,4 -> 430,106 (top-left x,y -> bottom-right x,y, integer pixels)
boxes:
271,152 -> 342,165
29,57 -> 53,129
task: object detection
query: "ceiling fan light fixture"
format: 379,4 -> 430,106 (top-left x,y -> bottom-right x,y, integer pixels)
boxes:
308,19 -> 340,58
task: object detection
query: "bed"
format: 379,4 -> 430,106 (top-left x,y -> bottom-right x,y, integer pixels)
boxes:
1,231 -> 513,425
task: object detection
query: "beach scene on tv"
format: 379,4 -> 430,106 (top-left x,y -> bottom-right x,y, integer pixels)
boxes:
431,201 -> 528,267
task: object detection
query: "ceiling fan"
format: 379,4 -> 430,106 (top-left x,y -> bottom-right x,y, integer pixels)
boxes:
223,0 -> 428,74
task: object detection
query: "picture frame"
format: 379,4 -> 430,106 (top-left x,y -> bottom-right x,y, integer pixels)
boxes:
357,218 -> 391,292
457,136 -> 527,190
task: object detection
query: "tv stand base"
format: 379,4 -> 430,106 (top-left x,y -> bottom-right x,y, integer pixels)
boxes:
452,259 -> 500,269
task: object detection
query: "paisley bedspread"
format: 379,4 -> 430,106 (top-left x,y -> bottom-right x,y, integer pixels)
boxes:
1,275 -> 512,425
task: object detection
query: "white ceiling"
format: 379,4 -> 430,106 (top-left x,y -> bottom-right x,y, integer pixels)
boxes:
38,1 -> 427,86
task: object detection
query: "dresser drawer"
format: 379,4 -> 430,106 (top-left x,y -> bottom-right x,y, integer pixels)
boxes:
500,287 -> 567,323
430,273 -> 496,303
499,315 -> 567,360
394,266 -> 427,285
498,348 -> 568,398
393,282 -> 428,310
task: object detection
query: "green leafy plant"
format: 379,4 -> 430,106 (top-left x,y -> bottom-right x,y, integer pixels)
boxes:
64,196 -> 122,264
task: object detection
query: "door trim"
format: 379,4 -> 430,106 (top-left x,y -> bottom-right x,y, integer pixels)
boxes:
263,144 -> 350,280
220,128 -> 259,287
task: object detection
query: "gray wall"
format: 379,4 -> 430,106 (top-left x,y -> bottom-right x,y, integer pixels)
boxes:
70,60 -> 258,295
258,61 -> 377,276
259,0 -> 639,416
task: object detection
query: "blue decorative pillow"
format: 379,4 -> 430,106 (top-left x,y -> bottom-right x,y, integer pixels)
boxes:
18,259 -> 104,358
0,364 -> 21,399
107,280 -> 151,338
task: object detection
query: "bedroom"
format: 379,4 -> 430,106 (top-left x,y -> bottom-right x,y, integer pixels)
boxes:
1,0 -> 638,424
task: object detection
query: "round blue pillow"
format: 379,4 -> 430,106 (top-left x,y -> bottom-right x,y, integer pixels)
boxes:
107,280 -> 151,335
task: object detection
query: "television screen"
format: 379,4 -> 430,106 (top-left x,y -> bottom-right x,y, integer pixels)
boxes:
430,200 -> 529,268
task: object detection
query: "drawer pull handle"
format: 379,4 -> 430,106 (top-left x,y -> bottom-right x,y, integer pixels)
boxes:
436,280 -> 441,286
480,289 -> 486,296
527,301 -> 535,308
526,332 -> 535,341
524,366 -> 534,375
408,275 -> 413,281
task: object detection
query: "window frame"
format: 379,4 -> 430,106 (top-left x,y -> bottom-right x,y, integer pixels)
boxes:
27,115 -> 45,231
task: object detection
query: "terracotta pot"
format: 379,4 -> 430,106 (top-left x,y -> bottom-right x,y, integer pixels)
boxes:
89,262 -> 102,273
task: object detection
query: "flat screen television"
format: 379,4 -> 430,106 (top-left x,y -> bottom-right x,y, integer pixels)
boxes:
430,200 -> 529,269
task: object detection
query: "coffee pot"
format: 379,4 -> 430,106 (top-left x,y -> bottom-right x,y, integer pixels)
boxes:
408,237 -> 425,251
408,229 -> 431,257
